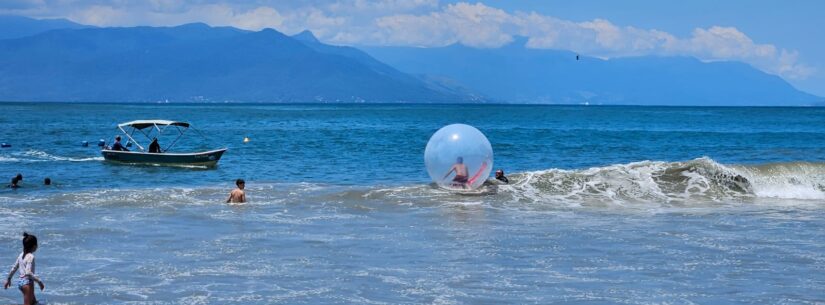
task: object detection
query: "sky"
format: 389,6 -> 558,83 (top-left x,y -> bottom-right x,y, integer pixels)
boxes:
3,0 -> 823,96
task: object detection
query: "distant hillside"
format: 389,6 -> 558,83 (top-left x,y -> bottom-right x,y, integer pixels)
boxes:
0,23 -> 474,103
0,15 -> 90,40
364,38 -> 822,106
1,15 -> 819,106
290,30 -> 485,101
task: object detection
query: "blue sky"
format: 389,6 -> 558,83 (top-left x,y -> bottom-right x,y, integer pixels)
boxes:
3,0 -> 823,96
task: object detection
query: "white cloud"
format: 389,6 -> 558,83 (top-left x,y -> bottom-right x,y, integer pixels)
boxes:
517,15 -> 647,55
9,0 -> 815,80
368,3 -> 514,47
67,3 -> 285,30
230,6 -> 284,30
69,5 -> 127,26
333,3 -> 811,80
147,0 -> 187,13
328,0 -> 438,14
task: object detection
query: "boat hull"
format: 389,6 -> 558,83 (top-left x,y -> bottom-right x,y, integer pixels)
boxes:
101,148 -> 227,167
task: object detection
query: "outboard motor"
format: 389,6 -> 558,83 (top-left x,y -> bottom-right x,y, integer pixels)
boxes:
98,139 -> 106,147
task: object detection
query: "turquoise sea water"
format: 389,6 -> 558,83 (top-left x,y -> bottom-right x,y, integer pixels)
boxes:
1,103 -> 824,304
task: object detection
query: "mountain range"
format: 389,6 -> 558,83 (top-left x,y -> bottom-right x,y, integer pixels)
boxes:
0,15 -> 820,105
364,38 -> 821,106
0,17 -> 468,103
0,15 -> 90,40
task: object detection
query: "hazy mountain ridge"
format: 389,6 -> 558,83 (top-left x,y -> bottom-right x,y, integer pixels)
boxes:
0,20 -> 471,103
364,38 -> 822,106
289,30 -> 486,101
0,16 -> 820,105
0,15 -> 90,40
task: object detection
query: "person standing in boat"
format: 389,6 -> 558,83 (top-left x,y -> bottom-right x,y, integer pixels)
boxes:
111,136 -> 129,151
148,138 -> 161,153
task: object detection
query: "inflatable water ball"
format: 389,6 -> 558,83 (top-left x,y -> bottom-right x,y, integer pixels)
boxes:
424,124 -> 494,190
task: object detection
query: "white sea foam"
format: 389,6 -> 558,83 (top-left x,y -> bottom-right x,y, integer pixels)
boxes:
735,162 -> 825,200
358,158 -> 825,209
0,149 -> 104,162
3,158 -> 823,211
507,157 -> 824,206
0,155 -> 20,162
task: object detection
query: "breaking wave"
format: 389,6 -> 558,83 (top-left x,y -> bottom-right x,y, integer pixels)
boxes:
1,158 -> 823,210
505,157 -> 825,206
351,158 -> 825,209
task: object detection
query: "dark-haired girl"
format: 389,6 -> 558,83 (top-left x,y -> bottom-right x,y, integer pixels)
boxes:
4,232 -> 44,305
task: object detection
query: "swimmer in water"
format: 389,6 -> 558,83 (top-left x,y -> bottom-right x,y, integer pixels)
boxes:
443,157 -> 469,188
495,169 -> 509,184
226,179 -> 246,204
8,177 -> 19,189
8,174 -> 22,189
4,232 -> 44,305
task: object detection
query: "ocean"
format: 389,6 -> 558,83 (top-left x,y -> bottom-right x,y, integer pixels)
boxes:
1,103 -> 824,304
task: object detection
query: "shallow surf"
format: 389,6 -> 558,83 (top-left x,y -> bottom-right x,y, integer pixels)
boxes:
1,103 -> 824,303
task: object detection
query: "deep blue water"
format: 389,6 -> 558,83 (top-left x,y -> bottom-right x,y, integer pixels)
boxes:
1,103 -> 824,188
0,103 -> 824,304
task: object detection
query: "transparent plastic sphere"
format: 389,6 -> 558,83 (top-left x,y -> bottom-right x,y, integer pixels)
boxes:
424,124 -> 494,190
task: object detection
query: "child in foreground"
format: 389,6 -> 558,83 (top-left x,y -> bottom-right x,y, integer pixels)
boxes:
4,232 -> 44,305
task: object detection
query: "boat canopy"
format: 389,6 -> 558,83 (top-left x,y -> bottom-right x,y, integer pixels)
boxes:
113,119 -> 196,152
118,120 -> 190,130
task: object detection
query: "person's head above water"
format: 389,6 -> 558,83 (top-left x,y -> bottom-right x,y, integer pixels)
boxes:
495,169 -> 504,178
44,178 -> 51,185
15,173 -> 22,181
456,156 -> 463,164
235,179 -> 245,189
22,232 -> 37,255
